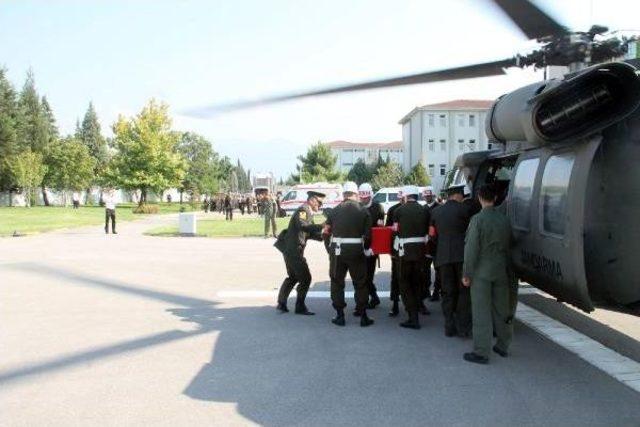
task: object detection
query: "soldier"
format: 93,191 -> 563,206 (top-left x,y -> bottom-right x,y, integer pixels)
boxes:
393,185 -> 430,329
462,185 -> 513,364
262,192 -> 277,238
385,188 -> 404,317
224,194 -> 232,220
423,186 -> 442,302
274,191 -> 326,315
358,182 -> 384,309
430,184 -> 472,337
325,182 -> 374,327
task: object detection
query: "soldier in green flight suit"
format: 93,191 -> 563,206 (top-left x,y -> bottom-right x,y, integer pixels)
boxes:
274,191 -> 326,315
462,184 -> 513,364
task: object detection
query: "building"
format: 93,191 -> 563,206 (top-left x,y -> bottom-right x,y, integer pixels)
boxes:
327,140 -> 403,173
399,99 -> 494,192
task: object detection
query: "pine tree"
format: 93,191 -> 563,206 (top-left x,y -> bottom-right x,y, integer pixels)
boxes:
404,162 -> 430,186
76,102 -> 108,199
0,68 -> 20,193
296,141 -> 341,183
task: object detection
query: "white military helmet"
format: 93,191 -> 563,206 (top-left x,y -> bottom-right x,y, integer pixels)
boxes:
402,185 -> 419,197
423,186 -> 434,196
358,183 -> 373,198
343,181 -> 358,194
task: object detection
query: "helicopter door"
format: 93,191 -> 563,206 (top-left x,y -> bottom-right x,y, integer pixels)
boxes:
509,138 -> 601,312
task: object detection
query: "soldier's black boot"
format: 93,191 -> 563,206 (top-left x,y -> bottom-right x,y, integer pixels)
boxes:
368,291 -> 381,309
360,311 -> 374,327
295,301 -> 315,315
276,302 -> 289,313
332,309 -> 345,326
400,312 -> 420,330
388,300 -> 399,317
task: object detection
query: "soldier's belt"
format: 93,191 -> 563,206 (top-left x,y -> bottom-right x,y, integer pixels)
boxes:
394,236 -> 427,257
330,237 -> 363,256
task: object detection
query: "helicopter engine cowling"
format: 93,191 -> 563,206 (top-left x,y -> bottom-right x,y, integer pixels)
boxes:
487,62 -> 640,145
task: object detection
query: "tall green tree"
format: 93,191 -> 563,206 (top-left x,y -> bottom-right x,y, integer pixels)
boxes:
371,161 -> 404,190
347,159 -> 374,185
7,149 -> 47,207
105,99 -> 186,205
295,141 -> 341,183
177,132 -> 218,201
44,136 -> 95,204
76,102 -> 108,193
229,170 -> 239,193
0,68 -> 20,194
404,162 -> 430,186
18,71 -> 54,204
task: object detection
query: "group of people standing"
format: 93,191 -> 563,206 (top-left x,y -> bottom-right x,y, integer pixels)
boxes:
274,180 -> 515,365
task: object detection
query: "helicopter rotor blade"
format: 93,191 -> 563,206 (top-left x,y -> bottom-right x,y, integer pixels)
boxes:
184,58 -> 516,117
491,0 -> 568,39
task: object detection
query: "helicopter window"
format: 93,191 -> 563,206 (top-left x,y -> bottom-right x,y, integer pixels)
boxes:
469,115 -> 476,127
453,168 -> 467,186
540,154 -> 575,236
512,158 -> 540,231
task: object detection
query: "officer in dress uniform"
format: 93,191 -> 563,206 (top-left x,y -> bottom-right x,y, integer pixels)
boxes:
430,183 -> 472,337
324,182 -> 374,327
358,182 -> 385,309
393,185 -> 431,329
462,185 -> 513,364
385,188 -> 405,317
274,191 -> 326,315
423,187 -> 442,302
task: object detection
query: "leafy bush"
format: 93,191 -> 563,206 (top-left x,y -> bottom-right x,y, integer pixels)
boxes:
133,203 -> 159,214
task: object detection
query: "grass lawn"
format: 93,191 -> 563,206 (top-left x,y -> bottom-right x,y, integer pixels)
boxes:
0,203 -> 196,237
145,216 -> 292,238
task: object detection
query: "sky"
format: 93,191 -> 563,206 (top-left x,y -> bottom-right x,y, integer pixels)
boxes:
1,0 -> 639,178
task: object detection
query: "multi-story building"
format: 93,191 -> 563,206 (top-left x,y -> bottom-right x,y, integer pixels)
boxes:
327,140 -> 403,172
399,99 -> 494,192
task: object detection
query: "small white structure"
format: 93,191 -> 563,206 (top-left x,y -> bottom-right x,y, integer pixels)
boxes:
179,212 -> 197,236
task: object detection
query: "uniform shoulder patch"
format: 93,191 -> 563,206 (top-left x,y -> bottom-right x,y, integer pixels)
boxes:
299,210 -> 308,221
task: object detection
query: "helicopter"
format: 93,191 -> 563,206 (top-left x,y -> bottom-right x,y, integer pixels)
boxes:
186,0 -> 640,313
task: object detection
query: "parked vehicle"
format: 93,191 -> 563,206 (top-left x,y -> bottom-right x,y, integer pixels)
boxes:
280,183 -> 343,216
373,186 -> 427,213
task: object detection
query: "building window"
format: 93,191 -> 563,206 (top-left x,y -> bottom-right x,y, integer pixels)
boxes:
457,114 -> 465,127
440,140 -> 446,151
428,164 -> 435,176
428,114 -> 434,127
469,114 -> 476,127
439,114 -> 447,127
468,139 -> 476,152
512,158 -> 540,230
428,139 -> 435,151
488,143 -> 493,150
439,164 -> 446,176
541,154 -> 575,236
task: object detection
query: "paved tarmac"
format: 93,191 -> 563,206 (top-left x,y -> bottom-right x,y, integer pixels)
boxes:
1,214 -> 640,426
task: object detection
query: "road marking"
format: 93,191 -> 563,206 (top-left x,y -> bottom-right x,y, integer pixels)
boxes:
218,288 -> 640,394
517,303 -> 640,393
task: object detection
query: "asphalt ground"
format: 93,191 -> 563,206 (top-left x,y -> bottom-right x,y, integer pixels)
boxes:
1,214 -> 639,426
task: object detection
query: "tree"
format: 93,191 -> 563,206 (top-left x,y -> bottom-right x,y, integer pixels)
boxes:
18,71 -> 54,205
44,136 -> 95,204
404,162 -> 430,186
235,159 -> 250,192
371,161 -> 404,190
76,102 -> 108,195
296,141 -> 341,183
229,170 -> 239,193
7,150 -> 47,207
177,132 -> 218,201
347,159 -> 374,185
0,68 -> 20,195
105,99 -> 186,205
